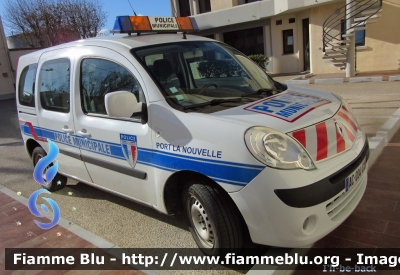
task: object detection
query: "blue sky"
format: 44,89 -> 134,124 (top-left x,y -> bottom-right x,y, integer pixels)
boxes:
0,0 -> 172,35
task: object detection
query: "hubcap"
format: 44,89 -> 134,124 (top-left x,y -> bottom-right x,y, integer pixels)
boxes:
189,197 -> 214,248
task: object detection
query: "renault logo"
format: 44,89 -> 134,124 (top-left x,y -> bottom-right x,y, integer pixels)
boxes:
335,122 -> 344,138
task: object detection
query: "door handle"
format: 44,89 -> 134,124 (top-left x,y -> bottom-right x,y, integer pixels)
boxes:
62,127 -> 74,134
77,130 -> 91,138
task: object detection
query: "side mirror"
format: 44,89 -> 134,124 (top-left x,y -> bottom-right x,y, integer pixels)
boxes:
105,91 -> 147,124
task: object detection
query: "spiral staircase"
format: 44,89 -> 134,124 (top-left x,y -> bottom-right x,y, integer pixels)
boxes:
322,0 -> 383,73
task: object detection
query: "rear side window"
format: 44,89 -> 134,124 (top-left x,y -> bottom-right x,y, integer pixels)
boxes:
18,64 -> 37,107
80,58 -> 145,117
39,59 -> 70,113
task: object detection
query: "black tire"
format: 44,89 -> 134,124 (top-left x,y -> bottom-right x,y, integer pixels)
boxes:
32,146 -> 67,192
182,179 -> 243,256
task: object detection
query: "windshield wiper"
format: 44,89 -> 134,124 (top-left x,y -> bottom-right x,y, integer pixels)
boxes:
242,88 -> 281,98
183,98 -> 242,110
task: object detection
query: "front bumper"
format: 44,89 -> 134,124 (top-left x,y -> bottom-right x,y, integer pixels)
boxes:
229,134 -> 368,247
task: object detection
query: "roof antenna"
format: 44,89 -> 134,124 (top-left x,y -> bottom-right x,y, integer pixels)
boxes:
170,0 -> 178,17
127,0 -> 137,16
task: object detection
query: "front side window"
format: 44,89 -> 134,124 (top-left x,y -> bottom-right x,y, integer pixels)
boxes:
80,58 -> 145,118
133,41 -> 281,113
39,59 -> 70,113
18,63 -> 37,107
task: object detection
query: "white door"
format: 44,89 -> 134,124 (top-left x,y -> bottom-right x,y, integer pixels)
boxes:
71,46 -> 156,205
36,48 -> 92,182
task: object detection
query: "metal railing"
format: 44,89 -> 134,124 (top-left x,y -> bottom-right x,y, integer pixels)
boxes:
322,0 -> 382,55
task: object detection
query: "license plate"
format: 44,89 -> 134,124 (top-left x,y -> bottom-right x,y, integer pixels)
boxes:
345,157 -> 367,192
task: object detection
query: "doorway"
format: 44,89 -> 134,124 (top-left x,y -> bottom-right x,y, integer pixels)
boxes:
302,18 -> 310,71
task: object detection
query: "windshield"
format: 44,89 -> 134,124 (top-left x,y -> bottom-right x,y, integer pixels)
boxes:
133,41 -> 284,112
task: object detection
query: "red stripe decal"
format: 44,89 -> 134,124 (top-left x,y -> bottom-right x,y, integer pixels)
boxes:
344,125 -> 355,142
342,105 -> 349,113
336,128 -> 345,153
338,111 -> 357,132
316,122 -> 328,161
131,146 -> 137,160
23,121 -> 47,142
292,129 -> 306,147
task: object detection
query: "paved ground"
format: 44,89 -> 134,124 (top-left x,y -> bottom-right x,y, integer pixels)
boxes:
1,79 -> 400,274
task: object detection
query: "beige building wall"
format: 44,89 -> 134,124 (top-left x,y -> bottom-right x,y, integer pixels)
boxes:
356,0 -> 400,72
269,9 -> 311,74
270,14 -> 300,74
309,0 -> 400,74
210,0 -> 237,11
0,17 -> 15,100
386,0 -> 400,6
309,2 -> 346,74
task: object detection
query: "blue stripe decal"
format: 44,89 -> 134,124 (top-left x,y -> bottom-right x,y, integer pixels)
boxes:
21,125 -> 265,186
138,150 -> 260,184
138,147 -> 263,169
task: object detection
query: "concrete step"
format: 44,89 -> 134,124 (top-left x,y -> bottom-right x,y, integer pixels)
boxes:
322,54 -> 346,59
331,40 -> 351,45
324,49 -> 348,54
358,8 -> 382,17
332,63 -> 346,69
325,44 -> 350,50
342,33 -> 355,38
352,20 -> 377,26
325,59 -> 347,63
346,26 -> 367,33
353,4 -> 382,13
354,14 -> 379,22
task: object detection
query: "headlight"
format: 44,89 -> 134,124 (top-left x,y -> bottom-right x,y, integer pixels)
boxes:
245,127 -> 315,170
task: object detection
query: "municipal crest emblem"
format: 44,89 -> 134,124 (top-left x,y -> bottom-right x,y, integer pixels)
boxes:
120,134 -> 138,168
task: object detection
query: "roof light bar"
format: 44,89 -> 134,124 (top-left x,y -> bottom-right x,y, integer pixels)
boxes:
111,16 -> 199,34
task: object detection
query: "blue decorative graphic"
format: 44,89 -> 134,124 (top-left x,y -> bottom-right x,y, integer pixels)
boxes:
33,139 -> 59,187
28,189 -> 60,229
29,139 -> 61,230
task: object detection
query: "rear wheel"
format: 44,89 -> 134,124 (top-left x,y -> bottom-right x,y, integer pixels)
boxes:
183,179 -> 243,256
32,147 -> 67,192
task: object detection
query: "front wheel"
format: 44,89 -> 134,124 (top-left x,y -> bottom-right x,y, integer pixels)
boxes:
32,146 -> 67,192
182,179 -> 243,256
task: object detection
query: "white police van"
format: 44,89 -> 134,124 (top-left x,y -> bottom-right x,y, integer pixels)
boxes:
17,16 -> 368,255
